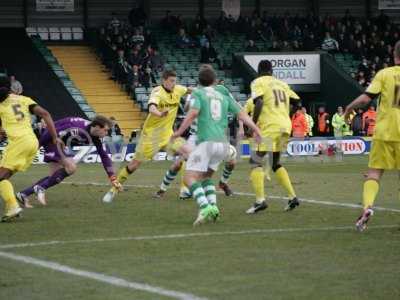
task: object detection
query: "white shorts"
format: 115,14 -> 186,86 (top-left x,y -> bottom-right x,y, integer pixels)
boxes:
186,134 -> 197,149
186,141 -> 229,172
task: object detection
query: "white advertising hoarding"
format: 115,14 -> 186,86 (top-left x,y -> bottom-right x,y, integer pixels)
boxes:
36,0 -> 74,12
287,138 -> 366,156
379,0 -> 400,9
244,54 -> 321,85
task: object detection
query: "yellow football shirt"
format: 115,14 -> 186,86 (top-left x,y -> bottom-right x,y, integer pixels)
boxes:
251,75 -> 299,135
366,66 -> 400,141
142,84 -> 187,139
244,98 -> 254,115
0,94 -> 37,140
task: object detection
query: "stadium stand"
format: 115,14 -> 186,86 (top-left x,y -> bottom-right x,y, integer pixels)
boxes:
90,9 -> 398,107
0,28 -> 87,119
90,21 -> 248,111
49,46 -> 145,136
14,2 -> 399,133
30,37 -> 96,118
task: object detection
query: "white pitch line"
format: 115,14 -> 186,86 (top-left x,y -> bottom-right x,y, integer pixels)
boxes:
233,191 -> 400,213
0,251 -> 207,300
0,225 -> 397,250
62,181 -> 400,213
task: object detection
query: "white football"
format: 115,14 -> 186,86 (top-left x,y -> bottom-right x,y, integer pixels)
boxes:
227,145 -> 237,161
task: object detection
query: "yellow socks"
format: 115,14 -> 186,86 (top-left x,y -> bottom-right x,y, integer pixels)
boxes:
250,167 -> 265,202
275,167 -> 296,199
0,180 -> 18,210
117,166 -> 131,185
363,180 -> 379,209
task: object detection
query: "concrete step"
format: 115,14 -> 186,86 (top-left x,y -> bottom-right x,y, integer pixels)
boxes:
51,45 -> 145,133
94,103 -> 137,111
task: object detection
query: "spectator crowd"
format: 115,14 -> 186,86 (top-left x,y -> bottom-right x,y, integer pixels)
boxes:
96,8 -> 399,94
95,9 -> 392,140
290,104 -> 376,138
96,13 -> 163,95
195,9 -> 398,87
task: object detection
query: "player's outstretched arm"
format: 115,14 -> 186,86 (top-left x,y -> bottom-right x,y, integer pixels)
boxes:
171,109 -> 199,139
183,94 -> 192,112
252,96 -> 264,124
32,105 -> 59,144
93,139 -> 122,191
185,87 -> 193,95
238,120 -> 245,139
344,94 -> 372,123
238,110 -> 262,143
149,104 -> 168,117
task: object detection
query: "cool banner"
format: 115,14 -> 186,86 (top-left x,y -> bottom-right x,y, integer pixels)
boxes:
242,137 -> 372,157
0,137 -> 371,165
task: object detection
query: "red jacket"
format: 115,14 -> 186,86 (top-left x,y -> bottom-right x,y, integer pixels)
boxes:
318,112 -> 330,133
292,112 -> 308,137
362,109 -> 376,136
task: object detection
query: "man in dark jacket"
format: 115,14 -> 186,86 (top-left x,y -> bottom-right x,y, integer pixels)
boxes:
351,108 -> 365,136
108,117 -> 123,137
200,41 -> 221,69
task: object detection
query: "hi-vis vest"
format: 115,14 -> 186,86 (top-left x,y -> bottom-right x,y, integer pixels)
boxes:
318,112 -> 329,133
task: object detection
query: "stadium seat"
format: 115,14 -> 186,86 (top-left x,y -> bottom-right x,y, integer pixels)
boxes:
187,78 -> 197,86
54,70 -> 68,78
136,93 -> 148,103
44,56 -> 57,63
216,70 -> 225,78
66,87 -> 81,94
37,27 -> 49,40
135,87 -> 147,95
189,70 -> 198,78
239,100 -> 247,107
232,92 -> 241,98
60,27 -> 72,40
211,63 -> 219,70
80,104 -> 93,112
72,27 -> 83,40
173,64 -> 185,71
167,57 -> 179,64
228,85 -> 241,93
62,80 -> 75,87
26,27 -> 37,37
71,94 -> 88,104
49,27 -> 61,41
50,63 -> 63,71
179,56 -> 191,63
180,70 -> 191,78
180,77 -> 189,85
237,93 -> 248,102
85,111 -> 96,119
223,78 -> 233,85
233,78 -> 244,84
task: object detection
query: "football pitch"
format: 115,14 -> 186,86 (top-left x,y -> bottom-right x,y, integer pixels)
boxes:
1,156 -> 399,300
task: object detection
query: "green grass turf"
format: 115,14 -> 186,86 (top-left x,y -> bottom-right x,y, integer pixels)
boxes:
0,156 -> 399,300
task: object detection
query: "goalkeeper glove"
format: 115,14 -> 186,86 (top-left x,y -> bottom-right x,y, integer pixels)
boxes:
109,175 -> 123,192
